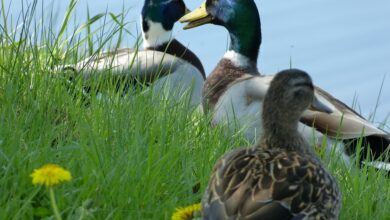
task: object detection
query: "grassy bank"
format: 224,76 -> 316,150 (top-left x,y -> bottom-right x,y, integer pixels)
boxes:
1,1 -> 389,219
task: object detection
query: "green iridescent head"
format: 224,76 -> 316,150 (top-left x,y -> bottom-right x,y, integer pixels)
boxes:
180,0 -> 261,62
142,0 -> 188,32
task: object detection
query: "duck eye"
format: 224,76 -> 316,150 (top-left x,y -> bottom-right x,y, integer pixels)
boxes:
295,82 -> 313,90
293,90 -> 304,98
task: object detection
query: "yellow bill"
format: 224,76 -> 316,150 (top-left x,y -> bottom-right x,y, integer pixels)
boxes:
179,2 -> 213,29
184,7 -> 191,15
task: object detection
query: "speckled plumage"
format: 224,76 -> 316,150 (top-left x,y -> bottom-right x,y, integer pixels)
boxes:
202,70 -> 341,220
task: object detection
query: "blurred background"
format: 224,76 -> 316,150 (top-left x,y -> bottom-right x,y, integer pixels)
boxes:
4,0 -> 390,128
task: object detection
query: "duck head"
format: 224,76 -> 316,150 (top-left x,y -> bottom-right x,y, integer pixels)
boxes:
141,0 -> 189,48
180,0 -> 261,68
262,69 -> 332,136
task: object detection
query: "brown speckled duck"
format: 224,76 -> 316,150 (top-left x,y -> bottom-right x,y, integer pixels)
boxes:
202,69 -> 341,220
63,0 -> 205,106
180,0 -> 390,169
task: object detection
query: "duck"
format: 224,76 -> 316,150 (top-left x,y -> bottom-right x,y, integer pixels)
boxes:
180,0 -> 390,168
202,69 -> 341,220
62,0 -> 205,107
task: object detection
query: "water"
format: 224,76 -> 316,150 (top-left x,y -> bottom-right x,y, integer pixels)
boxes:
4,0 -> 390,128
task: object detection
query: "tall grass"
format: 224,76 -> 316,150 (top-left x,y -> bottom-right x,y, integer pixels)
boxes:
0,1 -> 389,219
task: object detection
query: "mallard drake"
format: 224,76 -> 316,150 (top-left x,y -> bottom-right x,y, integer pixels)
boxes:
63,0 -> 205,106
202,70 -> 341,220
180,0 -> 390,167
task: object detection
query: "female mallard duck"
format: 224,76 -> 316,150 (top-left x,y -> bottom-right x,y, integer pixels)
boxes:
64,0 -> 205,106
180,0 -> 390,167
202,70 -> 341,220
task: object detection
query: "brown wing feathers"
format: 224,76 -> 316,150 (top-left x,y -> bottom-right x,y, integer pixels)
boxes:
203,149 -> 339,219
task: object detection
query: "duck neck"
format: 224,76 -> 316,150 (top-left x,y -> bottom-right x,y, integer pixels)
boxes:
141,18 -> 173,49
141,17 -> 206,78
223,17 -> 261,70
147,39 -> 206,78
259,111 -> 310,153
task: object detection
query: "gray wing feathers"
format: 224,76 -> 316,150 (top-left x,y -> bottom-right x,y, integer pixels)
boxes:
301,86 -> 389,139
242,75 -> 388,140
60,49 -> 186,80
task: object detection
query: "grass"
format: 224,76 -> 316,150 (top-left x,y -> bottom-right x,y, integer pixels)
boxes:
1,1 -> 390,219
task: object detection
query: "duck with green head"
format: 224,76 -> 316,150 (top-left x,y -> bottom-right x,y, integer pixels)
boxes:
180,0 -> 390,168
65,0 -> 205,106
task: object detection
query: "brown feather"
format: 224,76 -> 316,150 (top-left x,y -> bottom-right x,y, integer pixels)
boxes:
203,148 -> 341,220
203,59 -> 259,112
202,70 -> 341,220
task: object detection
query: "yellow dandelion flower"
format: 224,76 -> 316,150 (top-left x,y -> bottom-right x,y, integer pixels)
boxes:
31,164 -> 72,187
172,203 -> 201,220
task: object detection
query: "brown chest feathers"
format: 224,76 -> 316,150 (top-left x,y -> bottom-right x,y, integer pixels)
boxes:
202,59 -> 259,112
